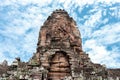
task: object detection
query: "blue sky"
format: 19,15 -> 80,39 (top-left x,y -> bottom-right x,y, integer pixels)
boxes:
0,0 -> 120,68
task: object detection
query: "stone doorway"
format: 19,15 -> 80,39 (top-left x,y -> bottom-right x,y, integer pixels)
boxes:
48,51 -> 70,80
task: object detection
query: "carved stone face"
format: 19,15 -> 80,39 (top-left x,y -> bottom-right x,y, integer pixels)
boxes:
51,22 -> 70,42
48,51 -> 70,80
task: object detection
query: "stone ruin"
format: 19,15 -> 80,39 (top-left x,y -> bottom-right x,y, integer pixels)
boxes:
30,9 -> 118,80
0,9 -> 120,80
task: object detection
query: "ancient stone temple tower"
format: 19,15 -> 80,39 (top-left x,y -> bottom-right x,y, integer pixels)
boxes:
0,9 -> 120,80
33,9 -> 108,80
36,9 -> 83,80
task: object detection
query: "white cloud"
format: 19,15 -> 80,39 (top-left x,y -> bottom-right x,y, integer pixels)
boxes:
110,7 -> 120,18
97,0 -> 120,3
84,10 -> 102,27
83,23 -> 120,68
92,23 -> 120,44
75,0 -> 94,6
75,0 -> 120,7
83,39 -> 120,68
84,40 -> 107,54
